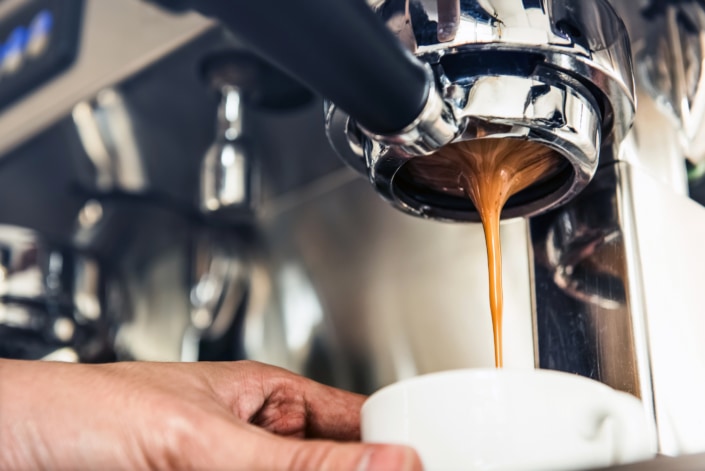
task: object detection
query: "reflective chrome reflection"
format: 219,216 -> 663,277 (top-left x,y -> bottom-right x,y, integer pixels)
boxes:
529,162 -> 650,419
327,0 -> 635,221
72,89 -> 148,193
199,84 -> 256,217
0,225 -> 112,362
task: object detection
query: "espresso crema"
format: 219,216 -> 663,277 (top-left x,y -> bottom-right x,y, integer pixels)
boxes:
405,138 -> 563,367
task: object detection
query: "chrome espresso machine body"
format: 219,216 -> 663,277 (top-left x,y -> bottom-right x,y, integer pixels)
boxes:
325,0 -> 705,454
0,0 -> 704,458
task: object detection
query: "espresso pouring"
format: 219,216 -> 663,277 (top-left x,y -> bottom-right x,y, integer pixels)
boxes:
405,138 -> 563,367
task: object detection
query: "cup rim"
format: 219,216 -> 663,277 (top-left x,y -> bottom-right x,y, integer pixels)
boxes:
362,368 -> 632,414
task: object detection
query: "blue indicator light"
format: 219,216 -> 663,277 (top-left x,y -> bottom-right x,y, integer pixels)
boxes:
2,26 -> 27,74
5,26 -> 28,55
28,10 -> 53,57
30,10 -> 53,37
0,43 -> 5,79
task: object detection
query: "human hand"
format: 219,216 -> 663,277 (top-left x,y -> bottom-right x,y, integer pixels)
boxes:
0,359 -> 421,470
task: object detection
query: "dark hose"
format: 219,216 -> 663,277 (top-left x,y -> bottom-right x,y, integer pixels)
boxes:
178,0 -> 430,135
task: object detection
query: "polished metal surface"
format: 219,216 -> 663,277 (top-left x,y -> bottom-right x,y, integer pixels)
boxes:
369,0 -> 636,136
0,23 -> 352,381
258,172 -> 535,392
199,84 -> 256,217
616,0 -> 705,167
365,74 -> 602,221
526,3 -> 705,453
327,0 -> 635,222
357,67 -> 461,156
530,162 -> 650,403
182,228 -> 251,362
531,156 -> 705,454
72,88 -> 148,193
0,224 -> 112,362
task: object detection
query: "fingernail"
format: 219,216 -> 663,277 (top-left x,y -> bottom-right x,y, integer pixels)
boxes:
361,446 -> 419,471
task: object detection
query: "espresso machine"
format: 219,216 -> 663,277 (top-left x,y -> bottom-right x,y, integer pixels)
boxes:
1,0 -> 704,460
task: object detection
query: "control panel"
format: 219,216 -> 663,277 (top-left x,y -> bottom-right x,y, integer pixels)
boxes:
0,0 -> 83,110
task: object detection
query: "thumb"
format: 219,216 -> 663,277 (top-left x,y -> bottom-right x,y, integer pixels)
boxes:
272,439 -> 423,471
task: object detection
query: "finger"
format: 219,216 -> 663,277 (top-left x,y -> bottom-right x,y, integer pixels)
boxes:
255,362 -> 367,440
198,418 -> 423,471
273,438 -> 423,471
220,361 -> 367,441
300,380 -> 367,440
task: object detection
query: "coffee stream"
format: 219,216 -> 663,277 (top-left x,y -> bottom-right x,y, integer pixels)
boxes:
406,139 -> 562,367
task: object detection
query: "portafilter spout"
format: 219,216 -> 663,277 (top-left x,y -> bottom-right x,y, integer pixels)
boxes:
327,0 -> 637,222
153,0 -> 635,222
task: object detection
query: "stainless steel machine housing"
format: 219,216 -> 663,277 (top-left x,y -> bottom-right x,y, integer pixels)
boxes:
0,0 -> 704,458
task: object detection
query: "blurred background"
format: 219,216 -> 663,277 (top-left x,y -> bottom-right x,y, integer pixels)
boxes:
0,0 -> 537,394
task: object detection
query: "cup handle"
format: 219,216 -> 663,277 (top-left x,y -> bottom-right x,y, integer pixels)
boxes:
591,391 -> 658,464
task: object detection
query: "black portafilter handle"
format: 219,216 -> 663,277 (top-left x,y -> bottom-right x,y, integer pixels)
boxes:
154,0 -> 431,135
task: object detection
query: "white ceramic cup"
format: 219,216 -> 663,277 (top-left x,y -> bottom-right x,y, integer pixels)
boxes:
361,369 -> 657,471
